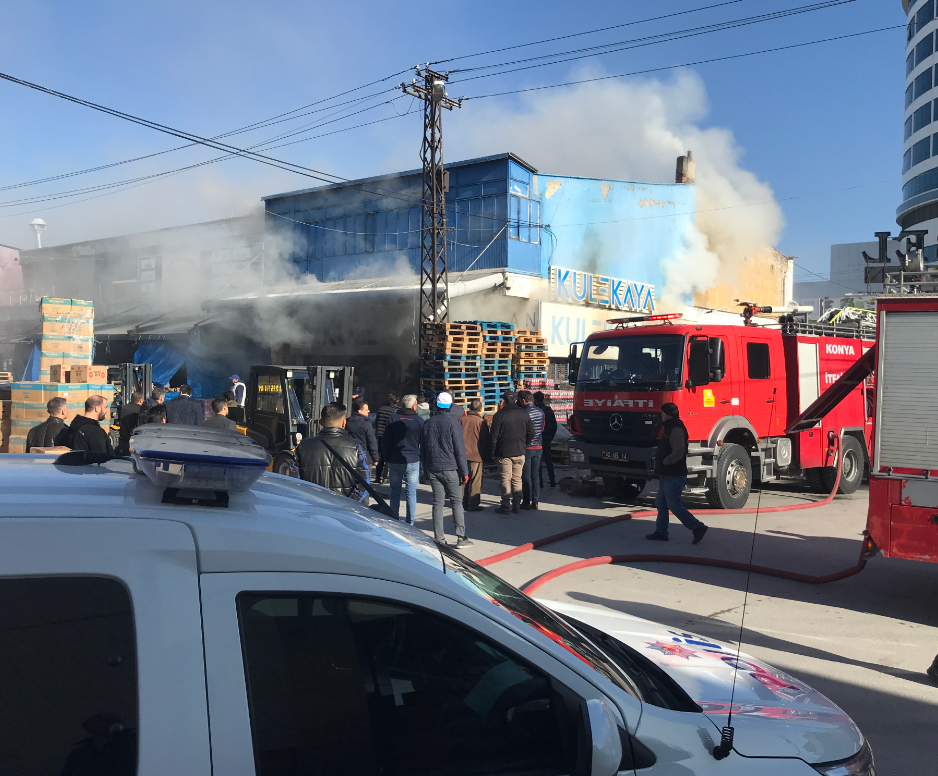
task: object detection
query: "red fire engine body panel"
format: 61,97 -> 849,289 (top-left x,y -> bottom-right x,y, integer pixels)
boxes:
570,321 -> 872,487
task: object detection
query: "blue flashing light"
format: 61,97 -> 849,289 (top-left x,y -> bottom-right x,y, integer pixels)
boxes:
130,425 -> 271,492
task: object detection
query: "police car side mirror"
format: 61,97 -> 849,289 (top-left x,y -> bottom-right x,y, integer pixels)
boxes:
578,699 -> 623,776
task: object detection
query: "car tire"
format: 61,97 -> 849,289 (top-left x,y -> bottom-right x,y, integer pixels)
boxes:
603,476 -> 644,501
804,467 -> 826,493
273,452 -> 294,476
820,435 -> 863,495
706,443 -> 752,510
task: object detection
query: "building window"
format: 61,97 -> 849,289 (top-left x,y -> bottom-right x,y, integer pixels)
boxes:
918,31 -> 935,66
913,136 -> 932,167
918,1 -> 935,32
915,67 -> 933,100
747,342 -> 771,380
0,576 -> 138,776
906,115 -> 915,140
904,148 -> 913,173
908,50 -> 917,75
907,83 -> 916,108
238,593 -> 567,776
915,101 -> 933,133
509,195 -> 540,244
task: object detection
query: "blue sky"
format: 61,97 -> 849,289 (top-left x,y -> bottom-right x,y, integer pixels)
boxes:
0,0 -> 903,282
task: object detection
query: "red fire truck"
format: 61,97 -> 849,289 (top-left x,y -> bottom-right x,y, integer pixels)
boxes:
566,308 -> 875,508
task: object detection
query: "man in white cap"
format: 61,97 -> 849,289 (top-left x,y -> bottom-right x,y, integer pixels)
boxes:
419,391 -> 471,547
229,374 -> 246,406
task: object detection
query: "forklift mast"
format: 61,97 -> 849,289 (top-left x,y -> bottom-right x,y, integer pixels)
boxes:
107,363 -> 153,417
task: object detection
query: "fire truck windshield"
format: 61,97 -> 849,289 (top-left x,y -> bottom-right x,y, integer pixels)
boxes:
577,334 -> 684,391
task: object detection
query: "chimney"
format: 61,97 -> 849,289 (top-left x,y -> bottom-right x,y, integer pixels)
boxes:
675,151 -> 695,184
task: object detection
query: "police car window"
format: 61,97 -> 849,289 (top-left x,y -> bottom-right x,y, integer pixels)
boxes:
0,576 -> 137,776
747,342 -> 771,379
238,593 -> 568,776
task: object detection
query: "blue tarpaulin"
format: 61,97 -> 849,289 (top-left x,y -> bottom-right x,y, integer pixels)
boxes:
21,345 -> 40,381
134,341 -> 185,387
133,334 -> 231,399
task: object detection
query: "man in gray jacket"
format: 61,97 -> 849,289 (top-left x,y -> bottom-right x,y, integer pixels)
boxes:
419,391 -> 471,547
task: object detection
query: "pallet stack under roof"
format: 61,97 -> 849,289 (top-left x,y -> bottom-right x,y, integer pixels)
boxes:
512,330 -> 549,384
458,320 -> 514,413
418,322 -> 483,406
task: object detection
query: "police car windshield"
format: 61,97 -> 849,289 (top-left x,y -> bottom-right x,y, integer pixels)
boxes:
440,546 -> 640,699
577,334 -> 684,391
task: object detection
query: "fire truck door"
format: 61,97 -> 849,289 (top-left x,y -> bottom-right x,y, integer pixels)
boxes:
743,335 -> 781,437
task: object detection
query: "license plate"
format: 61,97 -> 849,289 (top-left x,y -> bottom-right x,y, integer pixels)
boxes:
602,450 -> 628,461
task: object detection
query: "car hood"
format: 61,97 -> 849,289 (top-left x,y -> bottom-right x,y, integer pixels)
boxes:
542,599 -> 863,764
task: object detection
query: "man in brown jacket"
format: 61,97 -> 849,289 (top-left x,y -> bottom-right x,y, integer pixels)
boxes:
459,399 -> 490,511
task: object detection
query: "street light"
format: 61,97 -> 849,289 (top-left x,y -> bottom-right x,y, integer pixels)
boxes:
29,218 -> 47,249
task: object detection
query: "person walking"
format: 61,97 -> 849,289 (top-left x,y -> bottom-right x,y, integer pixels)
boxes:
380,394 -> 425,524
459,398 -> 490,512
141,386 -> 165,411
346,397 -> 379,478
25,397 -> 69,451
164,385 -> 204,426
534,392 -> 558,488
518,391 -> 545,510
420,392 -> 471,547
646,402 -> 708,544
229,374 -> 246,405
116,392 -> 144,456
140,404 -> 167,425
55,396 -> 114,455
489,391 -> 534,515
202,398 -> 238,431
415,394 -> 431,420
374,393 -> 399,484
295,404 -> 369,501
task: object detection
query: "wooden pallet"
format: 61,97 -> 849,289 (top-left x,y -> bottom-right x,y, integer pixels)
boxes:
482,346 -> 514,354
516,335 -> 547,344
420,380 -> 481,390
421,322 -> 481,333
421,362 -> 481,372
514,358 -> 549,366
514,330 -> 542,337
481,328 -> 513,336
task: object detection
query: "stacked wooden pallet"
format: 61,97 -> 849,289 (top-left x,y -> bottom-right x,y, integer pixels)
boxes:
419,322 -> 482,406
459,320 -> 514,413
513,330 -> 549,383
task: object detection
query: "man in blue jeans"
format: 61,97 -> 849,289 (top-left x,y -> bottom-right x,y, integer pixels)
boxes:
646,402 -> 708,544
420,392 -> 471,547
379,394 -> 425,524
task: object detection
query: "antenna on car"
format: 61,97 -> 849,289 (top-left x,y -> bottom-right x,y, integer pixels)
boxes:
712,385 -> 777,760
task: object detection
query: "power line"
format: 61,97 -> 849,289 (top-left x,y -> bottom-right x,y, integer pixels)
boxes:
793,262 -> 859,291
463,24 -> 901,99
450,0 -> 854,80
432,0 -> 748,64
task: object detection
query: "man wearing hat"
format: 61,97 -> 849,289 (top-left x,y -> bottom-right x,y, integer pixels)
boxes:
420,391 -> 471,547
646,402 -> 708,544
229,374 -> 246,406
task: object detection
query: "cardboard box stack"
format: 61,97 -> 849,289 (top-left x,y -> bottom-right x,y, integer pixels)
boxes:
0,394 -> 10,454
419,322 -> 483,406
457,320 -> 514,414
8,298 -> 114,453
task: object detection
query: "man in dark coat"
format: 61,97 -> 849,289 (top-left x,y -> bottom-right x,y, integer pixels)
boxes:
25,397 -> 69,451
518,390 -> 545,511
202,397 -> 238,431
295,404 -> 369,500
380,394 -> 424,524
346,397 -> 379,474
116,391 -> 144,456
164,385 -> 204,426
459,399 -> 490,512
141,386 -> 165,411
373,393 -> 399,483
534,392 -> 558,488
55,395 -> 114,455
420,392 -> 470,547
488,391 -> 534,514
646,402 -> 708,544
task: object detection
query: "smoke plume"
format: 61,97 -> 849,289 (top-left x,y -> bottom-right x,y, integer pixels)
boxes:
437,69 -> 784,307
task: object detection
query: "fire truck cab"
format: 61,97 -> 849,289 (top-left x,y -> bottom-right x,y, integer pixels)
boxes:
567,313 -> 874,508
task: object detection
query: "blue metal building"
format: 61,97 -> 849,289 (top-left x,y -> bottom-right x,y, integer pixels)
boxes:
262,152 -> 696,293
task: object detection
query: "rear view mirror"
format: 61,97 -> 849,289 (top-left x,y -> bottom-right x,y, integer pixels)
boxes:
568,343 -> 581,385
578,699 -> 623,776
687,339 -> 711,387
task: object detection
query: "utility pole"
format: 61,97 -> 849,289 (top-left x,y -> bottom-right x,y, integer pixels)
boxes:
401,66 -> 462,354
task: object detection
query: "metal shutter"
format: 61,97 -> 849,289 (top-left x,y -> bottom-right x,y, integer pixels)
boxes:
876,311 -> 938,470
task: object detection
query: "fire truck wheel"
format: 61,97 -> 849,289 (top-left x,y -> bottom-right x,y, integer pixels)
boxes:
821,435 -> 863,495
707,443 -> 752,510
603,476 -> 644,501
804,467 -> 826,493
273,452 -> 294,477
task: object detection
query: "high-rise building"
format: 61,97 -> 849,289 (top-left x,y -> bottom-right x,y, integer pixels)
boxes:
899,0 -> 938,238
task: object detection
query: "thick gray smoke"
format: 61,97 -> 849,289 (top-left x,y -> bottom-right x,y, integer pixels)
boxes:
428,69 -> 784,308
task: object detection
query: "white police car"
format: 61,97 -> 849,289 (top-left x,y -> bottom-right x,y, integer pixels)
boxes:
0,425 -> 874,775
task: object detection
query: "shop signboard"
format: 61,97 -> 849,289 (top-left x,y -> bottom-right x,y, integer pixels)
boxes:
538,302 -> 625,357
551,266 -> 655,313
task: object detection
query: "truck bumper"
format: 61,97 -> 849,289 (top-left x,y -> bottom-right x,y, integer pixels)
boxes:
568,441 -> 657,479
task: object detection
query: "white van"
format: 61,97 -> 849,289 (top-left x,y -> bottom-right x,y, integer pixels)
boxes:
0,429 -> 874,776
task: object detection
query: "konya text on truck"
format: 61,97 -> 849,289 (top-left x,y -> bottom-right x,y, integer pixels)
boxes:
566,309 -> 874,508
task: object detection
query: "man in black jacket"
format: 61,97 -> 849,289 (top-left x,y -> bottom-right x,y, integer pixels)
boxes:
380,395 -> 424,524
116,391 -> 144,455
346,397 -> 379,473
373,393 -> 398,483
55,396 -> 114,455
420,391 -> 470,547
164,385 -> 204,426
646,402 -> 707,544
534,392 -> 558,488
295,404 -> 369,500
202,398 -> 238,431
25,397 -> 69,451
489,391 -> 534,515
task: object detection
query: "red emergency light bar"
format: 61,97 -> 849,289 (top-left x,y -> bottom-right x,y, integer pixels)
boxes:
609,313 -> 682,328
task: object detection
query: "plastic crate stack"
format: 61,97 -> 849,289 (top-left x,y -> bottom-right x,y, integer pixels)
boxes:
521,378 -> 574,424
419,322 -> 482,407
513,329 -> 549,384
458,320 -> 514,413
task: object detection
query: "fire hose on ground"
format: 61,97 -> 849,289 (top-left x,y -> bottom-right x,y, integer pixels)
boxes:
475,435 -> 872,594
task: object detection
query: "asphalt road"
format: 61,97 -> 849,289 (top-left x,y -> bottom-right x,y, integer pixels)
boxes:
375,467 -> 938,774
